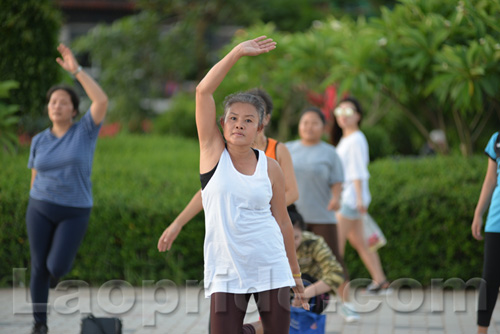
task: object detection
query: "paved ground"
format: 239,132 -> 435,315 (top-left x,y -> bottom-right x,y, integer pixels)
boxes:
1,284 -> 500,334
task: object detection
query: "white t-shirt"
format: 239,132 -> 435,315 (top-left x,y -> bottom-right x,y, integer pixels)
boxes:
336,131 -> 371,208
201,148 -> 295,298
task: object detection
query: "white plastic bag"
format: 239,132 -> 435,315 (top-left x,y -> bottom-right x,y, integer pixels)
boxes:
362,214 -> 386,252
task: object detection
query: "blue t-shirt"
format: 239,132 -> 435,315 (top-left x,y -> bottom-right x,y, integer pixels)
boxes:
484,132 -> 500,233
28,110 -> 102,208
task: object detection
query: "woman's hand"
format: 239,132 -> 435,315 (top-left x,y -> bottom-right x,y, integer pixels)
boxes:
291,278 -> 310,310
292,295 -> 310,308
237,36 -> 276,57
471,216 -> 484,241
327,198 -> 340,211
356,200 -> 367,214
157,222 -> 183,252
56,43 -> 80,74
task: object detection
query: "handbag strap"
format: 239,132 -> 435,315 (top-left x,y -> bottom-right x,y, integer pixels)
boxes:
86,314 -> 111,334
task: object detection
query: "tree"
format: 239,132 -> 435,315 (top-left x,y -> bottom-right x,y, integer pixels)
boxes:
324,0 -> 500,155
0,81 -> 20,154
136,0 -> 259,80
73,1 -> 260,129
73,12 -> 188,129
209,0 -> 500,156
0,0 -> 62,135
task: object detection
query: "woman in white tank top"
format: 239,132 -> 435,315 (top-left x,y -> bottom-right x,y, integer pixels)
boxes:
195,36 -> 307,334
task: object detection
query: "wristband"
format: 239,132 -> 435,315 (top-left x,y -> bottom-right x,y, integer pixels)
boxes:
292,273 -> 302,278
72,66 -> 82,76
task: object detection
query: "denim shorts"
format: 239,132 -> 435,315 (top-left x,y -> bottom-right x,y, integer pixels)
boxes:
339,203 -> 361,220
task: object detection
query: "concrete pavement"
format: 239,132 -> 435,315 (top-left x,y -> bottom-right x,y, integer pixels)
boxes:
1,284 -> 500,334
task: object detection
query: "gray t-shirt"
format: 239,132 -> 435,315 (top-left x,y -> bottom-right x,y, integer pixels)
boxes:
28,110 -> 102,208
286,140 -> 344,224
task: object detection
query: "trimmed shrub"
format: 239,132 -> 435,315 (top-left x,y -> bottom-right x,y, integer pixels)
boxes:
0,135 -> 488,287
153,92 -> 197,139
362,124 -> 396,161
1,135 -> 203,286
344,155 -> 486,285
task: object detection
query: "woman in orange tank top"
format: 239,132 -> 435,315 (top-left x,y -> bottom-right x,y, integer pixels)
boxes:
247,88 -> 298,205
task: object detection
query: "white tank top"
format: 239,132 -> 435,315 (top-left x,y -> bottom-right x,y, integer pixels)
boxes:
201,148 -> 295,297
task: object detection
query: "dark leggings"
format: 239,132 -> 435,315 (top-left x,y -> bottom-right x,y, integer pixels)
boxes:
26,197 -> 91,325
210,287 -> 291,334
478,232 -> 500,327
307,223 -> 349,281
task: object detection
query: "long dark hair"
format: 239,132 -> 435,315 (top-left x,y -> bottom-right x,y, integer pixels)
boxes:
330,96 -> 363,146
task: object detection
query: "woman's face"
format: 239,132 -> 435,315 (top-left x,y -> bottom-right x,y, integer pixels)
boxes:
334,101 -> 360,130
222,102 -> 262,146
293,225 -> 302,250
48,90 -> 76,124
298,111 -> 324,144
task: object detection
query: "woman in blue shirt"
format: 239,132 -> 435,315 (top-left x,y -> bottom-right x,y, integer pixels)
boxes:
472,132 -> 500,334
26,43 -> 108,334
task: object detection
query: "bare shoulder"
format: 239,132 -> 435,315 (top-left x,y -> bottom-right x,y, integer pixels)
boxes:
267,156 -> 284,181
275,142 -> 292,161
267,156 -> 281,169
200,142 -> 225,174
276,141 -> 289,153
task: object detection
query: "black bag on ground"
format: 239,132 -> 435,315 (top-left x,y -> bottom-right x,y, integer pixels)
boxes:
81,314 -> 122,334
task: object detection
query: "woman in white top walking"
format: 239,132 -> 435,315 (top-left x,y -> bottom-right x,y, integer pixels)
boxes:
180,35 -> 306,333
331,96 -> 389,294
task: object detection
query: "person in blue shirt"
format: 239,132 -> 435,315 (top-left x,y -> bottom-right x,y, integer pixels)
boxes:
472,132 -> 500,334
26,43 -> 108,334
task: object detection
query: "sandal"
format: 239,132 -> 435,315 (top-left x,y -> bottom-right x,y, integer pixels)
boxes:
366,280 -> 391,295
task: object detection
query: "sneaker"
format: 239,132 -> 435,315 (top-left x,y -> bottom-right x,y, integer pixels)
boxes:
365,280 -> 393,295
339,303 -> 360,323
32,323 -> 48,334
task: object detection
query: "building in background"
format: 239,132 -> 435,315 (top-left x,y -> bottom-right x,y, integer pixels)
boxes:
56,0 -> 137,47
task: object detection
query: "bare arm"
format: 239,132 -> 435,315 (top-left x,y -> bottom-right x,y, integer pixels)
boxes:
196,36 -> 276,173
302,280 -> 331,300
327,182 -> 342,211
276,142 -> 299,205
30,169 -> 37,189
472,158 -> 497,240
268,158 -> 309,310
158,189 -> 203,252
352,179 -> 367,213
56,43 -> 108,125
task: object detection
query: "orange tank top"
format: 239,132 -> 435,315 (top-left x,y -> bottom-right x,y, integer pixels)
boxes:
265,138 -> 278,160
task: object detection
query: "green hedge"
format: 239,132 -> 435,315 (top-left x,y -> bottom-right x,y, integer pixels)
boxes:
1,135 -> 203,286
345,155 -> 486,285
0,135 -> 488,287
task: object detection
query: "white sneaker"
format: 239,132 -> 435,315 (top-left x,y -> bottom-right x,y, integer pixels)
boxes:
339,303 -> 360,323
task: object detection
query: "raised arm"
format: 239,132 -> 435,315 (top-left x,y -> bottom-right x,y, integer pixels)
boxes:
56,43 -> 108,125
195,36 -> 276,173
158,189 -> 203,252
